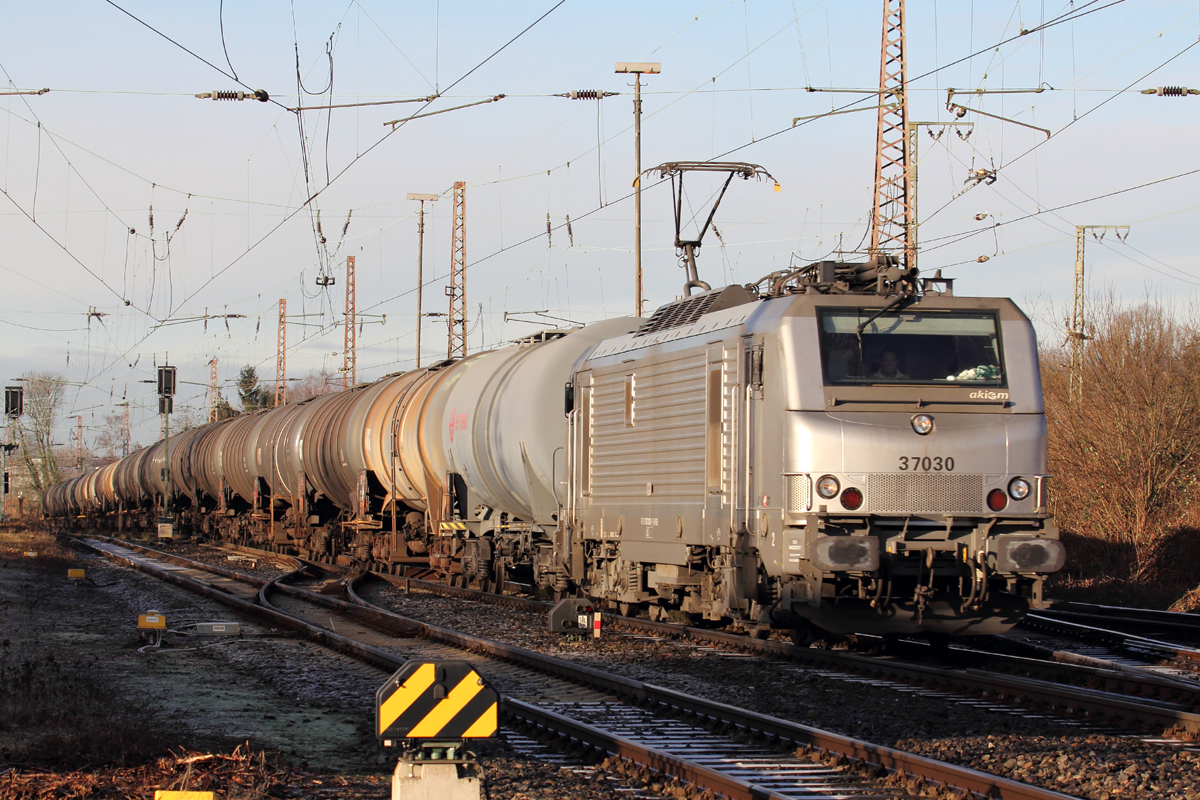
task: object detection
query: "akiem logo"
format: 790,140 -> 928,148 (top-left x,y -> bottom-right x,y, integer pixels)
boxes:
970,390 -> 1009,400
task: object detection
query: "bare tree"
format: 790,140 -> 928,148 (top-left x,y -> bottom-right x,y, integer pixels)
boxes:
290,368 -> 340,403
1044,296 -> 1200,578
13,371 -> 65,500
95,413 -> 125,458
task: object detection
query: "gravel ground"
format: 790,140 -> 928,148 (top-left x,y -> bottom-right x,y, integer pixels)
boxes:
78,535 -> 1200,799
358,576 -> 1200,800
0,528 -> 670,799
107,534 -> 298,581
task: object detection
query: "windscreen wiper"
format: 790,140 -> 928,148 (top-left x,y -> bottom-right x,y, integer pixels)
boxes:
856,292 -> 916,354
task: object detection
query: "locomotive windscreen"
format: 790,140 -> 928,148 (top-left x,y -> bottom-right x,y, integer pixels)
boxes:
817,309 -> 1005,386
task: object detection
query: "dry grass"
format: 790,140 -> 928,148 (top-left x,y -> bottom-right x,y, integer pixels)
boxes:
0,643 -> 180,769
1042,299 -> 1200,609
0,523 -> 77,563
0,522 -> 180,770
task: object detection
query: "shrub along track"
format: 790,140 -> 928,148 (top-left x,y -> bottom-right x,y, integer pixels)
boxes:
76,535 -> 1081,800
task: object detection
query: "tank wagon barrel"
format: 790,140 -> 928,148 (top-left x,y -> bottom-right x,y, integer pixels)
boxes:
44,258 -> 1063,640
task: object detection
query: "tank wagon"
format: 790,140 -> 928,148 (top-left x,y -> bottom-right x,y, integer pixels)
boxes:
46,258 -> 1062,639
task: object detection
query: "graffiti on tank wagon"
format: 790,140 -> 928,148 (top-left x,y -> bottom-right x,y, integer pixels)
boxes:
448,408 -> 469,443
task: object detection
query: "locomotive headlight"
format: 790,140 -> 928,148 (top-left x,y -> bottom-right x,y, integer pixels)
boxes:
911,414 -> 934,435
1008,477 -> 1031,501
816,475 -> 840,499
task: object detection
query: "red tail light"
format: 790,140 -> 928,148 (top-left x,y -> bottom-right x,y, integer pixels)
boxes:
841,487 -> 863,510
987,488 -> 1008,512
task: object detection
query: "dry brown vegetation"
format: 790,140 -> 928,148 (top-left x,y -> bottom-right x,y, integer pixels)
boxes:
1041,299 -> 1200,609
0,524 -> 178,770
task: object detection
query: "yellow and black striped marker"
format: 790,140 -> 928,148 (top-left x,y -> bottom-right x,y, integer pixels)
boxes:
376,660 -> 498,740
439,521 -> 468,531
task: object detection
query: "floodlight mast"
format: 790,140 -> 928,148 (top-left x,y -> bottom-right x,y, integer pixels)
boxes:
407,193 -> 439,368
641,161 -> 778,297
615,61 -> 661,318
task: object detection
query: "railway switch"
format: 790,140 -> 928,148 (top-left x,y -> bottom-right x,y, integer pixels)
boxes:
548,598 -> 601,639
375,660 -> 497,800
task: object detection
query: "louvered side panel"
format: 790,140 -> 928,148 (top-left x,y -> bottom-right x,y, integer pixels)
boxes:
591,352 -> 706,501
720,345 -> 739,506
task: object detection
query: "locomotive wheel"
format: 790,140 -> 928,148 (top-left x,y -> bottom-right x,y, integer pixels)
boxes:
748,624 -> 771,640
789,624 -> 816,647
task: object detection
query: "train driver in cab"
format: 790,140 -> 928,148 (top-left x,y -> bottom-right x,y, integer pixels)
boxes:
870,349 -> 908,381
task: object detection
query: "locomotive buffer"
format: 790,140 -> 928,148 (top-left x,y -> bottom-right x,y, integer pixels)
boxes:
376,660 -> 498,800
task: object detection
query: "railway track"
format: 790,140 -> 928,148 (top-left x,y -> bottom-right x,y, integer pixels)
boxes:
1018,604 -> 1200,671
1042,602 -> 1200,640
205,542 -> 1200,733
74,535 -> 1077,800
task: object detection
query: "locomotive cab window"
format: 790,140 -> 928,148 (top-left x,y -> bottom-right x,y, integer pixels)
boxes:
817,309 -> 1005,387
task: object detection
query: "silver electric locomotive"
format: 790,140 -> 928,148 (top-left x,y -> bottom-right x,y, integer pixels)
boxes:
562,259 -> 1062,639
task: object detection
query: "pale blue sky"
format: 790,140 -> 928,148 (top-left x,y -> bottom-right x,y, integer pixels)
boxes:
1,1 -> 1197,447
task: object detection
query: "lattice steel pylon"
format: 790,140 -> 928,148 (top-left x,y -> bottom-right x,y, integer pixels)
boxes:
208,359 -> 218,422
868,0 -> 914,269
1069,225 -> 1130,401
448,181 -> 467,359
275,299 -> 287,406
121,402 -> 130,456
344,256 -> 357,389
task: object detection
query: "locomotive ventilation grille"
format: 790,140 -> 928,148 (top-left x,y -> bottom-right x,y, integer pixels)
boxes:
785,474 -> 812,512
634,292 -> 720,336
868,473 -> 983,514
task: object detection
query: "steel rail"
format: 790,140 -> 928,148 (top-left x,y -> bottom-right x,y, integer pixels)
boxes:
103,537 -> 1200,721
1046,601 -> 1200,632
1024,612 -> 1200,666
75,536 -> 1073,800
331,556 -> 1200,729
212,542 -> 1200,722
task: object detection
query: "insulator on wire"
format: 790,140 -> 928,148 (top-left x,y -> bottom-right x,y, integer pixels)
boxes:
195,89 -> 270,102
1140,86 -> 1198,97
565,90 -> 618,100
